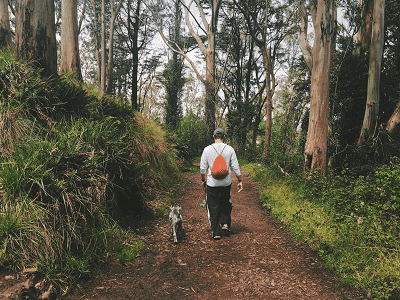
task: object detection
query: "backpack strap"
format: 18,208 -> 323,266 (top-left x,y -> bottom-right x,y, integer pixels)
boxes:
211,144 -> 227,155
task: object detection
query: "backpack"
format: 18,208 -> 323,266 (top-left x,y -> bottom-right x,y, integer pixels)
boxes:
211,145 -> 229,179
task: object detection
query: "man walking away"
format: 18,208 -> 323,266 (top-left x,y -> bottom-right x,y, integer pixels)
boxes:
200,129 -> 243,240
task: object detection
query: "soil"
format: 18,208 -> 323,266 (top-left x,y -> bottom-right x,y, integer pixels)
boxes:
59,164 -> 367,300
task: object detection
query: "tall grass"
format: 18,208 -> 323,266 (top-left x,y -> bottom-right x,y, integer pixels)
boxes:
244,162 -> 400,299
0,49 -> 179,289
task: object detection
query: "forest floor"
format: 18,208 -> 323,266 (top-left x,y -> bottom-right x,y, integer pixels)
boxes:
62,163 -> 367,299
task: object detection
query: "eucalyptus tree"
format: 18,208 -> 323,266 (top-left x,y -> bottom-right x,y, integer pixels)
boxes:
60,0 -> 82,79
297,0 -> 337,174
353,1 -> 370,48
89,0 -> 124,94
0,0 -> 12,48
151,0 -> 222,136
182,0 -> 222,136
357,0 -> 385,146
105,0 -> 124,94
15,0 -> 57,77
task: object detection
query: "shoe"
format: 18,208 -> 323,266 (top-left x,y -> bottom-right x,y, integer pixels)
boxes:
213,235 -> 221,240
221,224 -> 230,231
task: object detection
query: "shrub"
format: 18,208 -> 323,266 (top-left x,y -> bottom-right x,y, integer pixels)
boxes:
0,50 -> 178,290
244,161 -> 400,299
167,111 -> 210,161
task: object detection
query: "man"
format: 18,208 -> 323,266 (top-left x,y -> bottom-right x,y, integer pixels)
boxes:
200,128 -> 243,240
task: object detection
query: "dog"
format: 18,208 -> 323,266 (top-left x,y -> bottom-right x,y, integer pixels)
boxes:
169,205 -> 183,243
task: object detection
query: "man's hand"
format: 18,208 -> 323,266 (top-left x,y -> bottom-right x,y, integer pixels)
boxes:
202,180 -> 207,189
237,181 -> 243,193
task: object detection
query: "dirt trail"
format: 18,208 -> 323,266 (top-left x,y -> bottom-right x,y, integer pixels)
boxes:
64,165 -> 366,300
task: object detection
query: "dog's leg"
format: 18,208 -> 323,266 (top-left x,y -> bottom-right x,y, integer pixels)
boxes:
177,220 -> 183,239
172,223 -> 178,243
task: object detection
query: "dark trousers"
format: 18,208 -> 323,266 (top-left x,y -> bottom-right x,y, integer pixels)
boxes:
206,185 -> 232,237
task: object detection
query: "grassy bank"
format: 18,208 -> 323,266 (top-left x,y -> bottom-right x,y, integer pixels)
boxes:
0,49 -> 180,291
243,163 -> 400,299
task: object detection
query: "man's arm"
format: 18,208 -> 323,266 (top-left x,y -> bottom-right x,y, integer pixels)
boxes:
236,175 -> 243,193
201,173 -> 207,181
200,148 -> 208,187
230,148 -> 243,192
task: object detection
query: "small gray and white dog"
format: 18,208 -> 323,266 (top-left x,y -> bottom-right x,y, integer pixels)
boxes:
169,205 -> 183,243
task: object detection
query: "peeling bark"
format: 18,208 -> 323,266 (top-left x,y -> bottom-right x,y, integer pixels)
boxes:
300,0 -> 337,174
354,0 -> 374,48
357,0 -> 385,146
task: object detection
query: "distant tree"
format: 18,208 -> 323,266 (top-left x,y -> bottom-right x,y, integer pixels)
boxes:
220,8 -> 257,152
100,0 -> 106,92
15,0 -> 57,77
114,0 -> 159,109
92,0 -> 123,94
182,0 -> 222,136
149,0 -> 222,136
126,0 -> 143,110
90,0 -> 101,87
105,0 -> 124,94
60,0 -> 82,79
161,0 -> 185,130
233,0 -> 293,157
0,0 -> 12,48
297,0 -> 337,174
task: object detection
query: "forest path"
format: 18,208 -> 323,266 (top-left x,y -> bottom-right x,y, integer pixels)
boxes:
64,164 -> 365,299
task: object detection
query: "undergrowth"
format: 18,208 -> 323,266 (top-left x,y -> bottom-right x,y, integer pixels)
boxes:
0,49 -> 179,291
243,162 -> 400,300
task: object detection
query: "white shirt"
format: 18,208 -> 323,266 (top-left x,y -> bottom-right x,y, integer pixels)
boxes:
200,143 -> 241,187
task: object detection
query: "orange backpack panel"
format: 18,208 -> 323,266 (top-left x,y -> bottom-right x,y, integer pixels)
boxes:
211,145 -> 229,179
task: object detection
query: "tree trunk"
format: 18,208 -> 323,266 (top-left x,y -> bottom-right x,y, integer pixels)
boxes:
91,0 -> 101,88
357,0 -> 385,147
106,0 -> 123,94
386,100 -> 400,137
260,46 -> 273,157
15,0 -> 57,77
182,0 -> 221,137
205,36 -> 216,136
302,0 -> 336,174
355,0 -> 374,48
130,0 -> 141,110
0,0 -> 12,48
100,0 -> 106,93
60,0 -> 82,80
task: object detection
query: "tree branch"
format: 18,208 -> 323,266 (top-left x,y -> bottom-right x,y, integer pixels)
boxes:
297,0 -> 313,69
179,0 -> 207,36
182,0 -> 207,55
